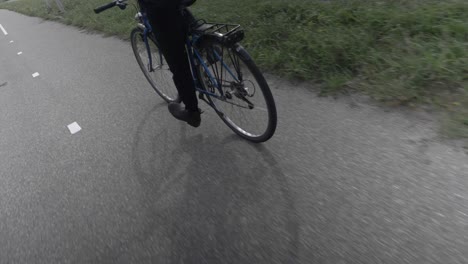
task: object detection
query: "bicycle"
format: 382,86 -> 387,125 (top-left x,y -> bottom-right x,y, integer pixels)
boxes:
94,0 -> 277,143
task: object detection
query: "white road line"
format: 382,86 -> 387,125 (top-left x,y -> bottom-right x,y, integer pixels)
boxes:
17,52 -> 23,55
67,122 -> 82,135
32,72 -> 40,78
9,40 -> 14,43
0,24 -> 8,35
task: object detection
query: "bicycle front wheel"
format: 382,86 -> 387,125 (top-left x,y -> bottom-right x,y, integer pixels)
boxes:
196,41 -> 277,143
131,27 -> 178,103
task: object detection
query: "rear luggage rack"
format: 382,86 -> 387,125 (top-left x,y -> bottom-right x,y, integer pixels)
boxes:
192,21 -> 245,46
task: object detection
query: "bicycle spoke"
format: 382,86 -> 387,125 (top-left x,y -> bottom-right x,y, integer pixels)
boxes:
131,28 -> 178,103
198,42 -> 272,138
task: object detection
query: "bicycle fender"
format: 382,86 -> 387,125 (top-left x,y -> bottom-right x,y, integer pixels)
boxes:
137,23 -> 146,30
234,43 -> 252,61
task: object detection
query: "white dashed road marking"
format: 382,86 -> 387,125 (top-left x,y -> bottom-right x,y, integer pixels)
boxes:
0,24 -> 8,35
32,72 -> 40,78
67,122 -> 82,135
17,52 -> 22,55
9,40 -> 13,43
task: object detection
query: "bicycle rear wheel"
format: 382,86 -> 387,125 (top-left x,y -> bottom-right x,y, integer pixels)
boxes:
196,40 -> 277,143
131,27 -> 178,103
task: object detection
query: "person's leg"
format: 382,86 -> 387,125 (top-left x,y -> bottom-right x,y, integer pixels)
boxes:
146,6 -> 199,111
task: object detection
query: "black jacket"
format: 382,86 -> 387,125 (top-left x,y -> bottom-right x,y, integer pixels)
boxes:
140,0 -> 195,8
140,0 -> 181,8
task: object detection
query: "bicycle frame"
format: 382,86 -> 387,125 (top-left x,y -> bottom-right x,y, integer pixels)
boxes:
188,36 -> 241,98
186,36 -> 221,98
137,10 -> 240,106
137,12 -> 160,74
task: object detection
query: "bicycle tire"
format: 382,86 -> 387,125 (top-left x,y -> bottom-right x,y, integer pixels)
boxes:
130,27 -> 179,103
196,41 -> 277,143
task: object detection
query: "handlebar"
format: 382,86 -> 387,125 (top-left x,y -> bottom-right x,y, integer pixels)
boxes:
94,0 -> 127,14
94,1 -> 116,14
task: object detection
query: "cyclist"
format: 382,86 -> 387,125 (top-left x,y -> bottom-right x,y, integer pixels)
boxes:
139,0 -> 201,127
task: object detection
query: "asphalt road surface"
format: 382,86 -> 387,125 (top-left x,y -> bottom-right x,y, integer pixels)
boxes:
1,9 -> 467,264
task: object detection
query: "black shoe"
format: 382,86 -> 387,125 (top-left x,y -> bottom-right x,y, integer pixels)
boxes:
168,103 -> 201,128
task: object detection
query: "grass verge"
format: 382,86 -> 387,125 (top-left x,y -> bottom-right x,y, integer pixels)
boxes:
1,0 -> 467,138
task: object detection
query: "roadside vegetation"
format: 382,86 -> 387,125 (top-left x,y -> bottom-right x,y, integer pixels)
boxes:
2,0 -> 467,138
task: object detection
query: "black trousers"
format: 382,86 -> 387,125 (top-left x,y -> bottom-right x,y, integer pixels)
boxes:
140,2 -> 198,110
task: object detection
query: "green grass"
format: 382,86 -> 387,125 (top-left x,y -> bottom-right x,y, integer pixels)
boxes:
1,0 -> 468,138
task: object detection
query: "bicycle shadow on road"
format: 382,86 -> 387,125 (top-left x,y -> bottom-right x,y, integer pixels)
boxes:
128,104 -> 300,263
